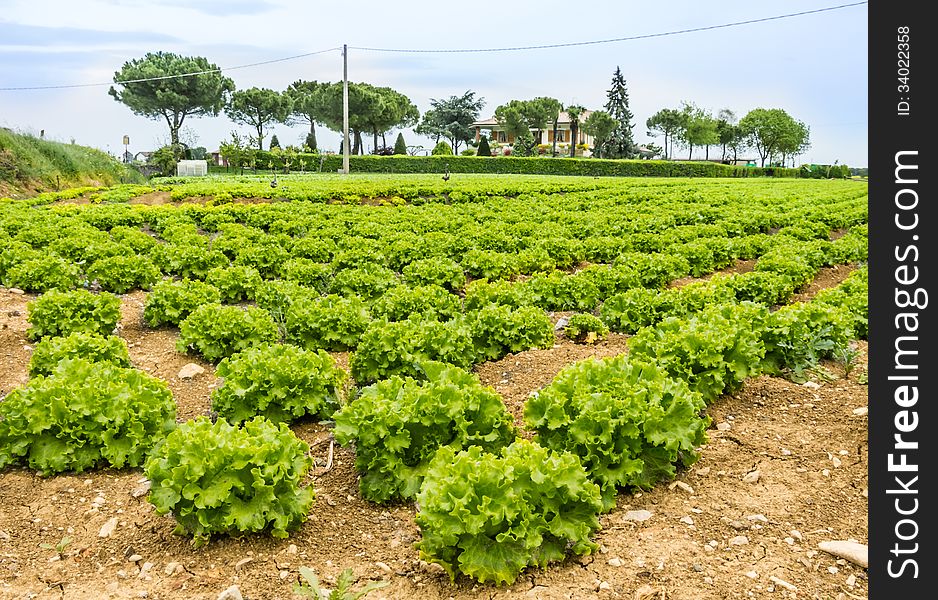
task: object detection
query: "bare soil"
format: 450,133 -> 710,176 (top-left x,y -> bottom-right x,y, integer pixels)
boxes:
0,275 -> 868,600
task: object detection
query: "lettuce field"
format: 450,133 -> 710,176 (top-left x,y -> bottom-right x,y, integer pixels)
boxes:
0,174 -> 869,599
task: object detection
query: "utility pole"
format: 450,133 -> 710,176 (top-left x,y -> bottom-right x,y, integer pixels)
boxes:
342,44 -> 350,175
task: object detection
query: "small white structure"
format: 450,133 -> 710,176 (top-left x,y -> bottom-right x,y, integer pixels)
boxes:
176,160 -> 208,177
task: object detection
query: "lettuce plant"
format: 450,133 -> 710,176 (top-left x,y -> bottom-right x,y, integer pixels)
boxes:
0,359 -> 175,475
3,255 -> 81,292
28,332 -> 131,377
469,304 -> 554,361
284,294 -> 371,351
563,313 -> 609,343
26,289 -> 121,341
402,257 -> 466,291
415,440 -> 602,585
525,356 -> 708,510
145,416 -> 314,546
628,302 -> 768,404
370,284 -> 461,322
143,279 -> 222,327
350,317 -> 475,384
87,255 -> 161,293
176,304 -> 278,362
212,343 -> 346,424
205,265 -> 263,303
334,362 -> 515,503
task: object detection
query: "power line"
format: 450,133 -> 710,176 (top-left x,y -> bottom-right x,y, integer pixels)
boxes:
0,47 -> 342,92
0,2 -> 865,92
349,2 -> 866,53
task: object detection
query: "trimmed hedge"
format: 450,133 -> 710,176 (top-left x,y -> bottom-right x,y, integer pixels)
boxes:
246,153 -> 800,178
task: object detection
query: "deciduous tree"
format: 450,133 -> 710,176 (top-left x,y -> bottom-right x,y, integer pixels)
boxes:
738,108 -> 810,167
646,108 -> 687,160
415,91 -> 485,155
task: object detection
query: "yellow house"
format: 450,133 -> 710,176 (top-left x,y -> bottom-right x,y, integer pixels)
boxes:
471,111 -> 596,154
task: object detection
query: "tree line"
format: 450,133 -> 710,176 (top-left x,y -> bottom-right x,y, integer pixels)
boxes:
646,104 -> 810,167
109,52 -> 809,167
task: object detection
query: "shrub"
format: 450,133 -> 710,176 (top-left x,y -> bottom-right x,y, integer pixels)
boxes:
145,416 -> 314,546
212,344 -> 346,424
0,359 -> 175,475
28,332 -> 131,377
176,304 -> 279,363
205,265 -> 263,303
402,257 -> 466,291
26,289 -> 121,341
143,279 -> 222,327
334,362 -> 516,503
525,356 -> 708,510
564,313 -> 609,343
470,304 -> 554,361
393,132 -> 407,155
477,135 -> 491,157
350,317 -> 475,384
284,294 -> 371,351
431,141 -> 453,156
87,255 -> 161,293
416,440 -> 602,585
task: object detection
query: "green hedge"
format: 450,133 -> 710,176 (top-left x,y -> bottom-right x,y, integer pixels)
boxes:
242,153 -> 799,178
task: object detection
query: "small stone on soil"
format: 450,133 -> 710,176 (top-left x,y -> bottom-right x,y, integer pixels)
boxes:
730,536 -> 750,546
742,470 -> 761,484
623,510 -> 653,522
178,363 -> 206,380
98,517 -> 119,538
217,585 -> 243,600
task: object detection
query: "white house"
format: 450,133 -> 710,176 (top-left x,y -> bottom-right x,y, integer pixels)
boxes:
470,111 -> 596,155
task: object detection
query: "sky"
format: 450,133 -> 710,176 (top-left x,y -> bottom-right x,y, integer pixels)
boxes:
0,0 -> 868,166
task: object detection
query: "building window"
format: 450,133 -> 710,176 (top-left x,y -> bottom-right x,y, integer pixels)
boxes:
556,130 -> 566,143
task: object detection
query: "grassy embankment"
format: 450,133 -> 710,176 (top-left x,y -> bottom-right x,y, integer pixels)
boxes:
0,129 -> 143,197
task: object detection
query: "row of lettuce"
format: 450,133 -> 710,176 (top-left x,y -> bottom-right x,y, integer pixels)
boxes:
12,172 -> 850,209
0,180 -> 868,585
0,261 -> 868,583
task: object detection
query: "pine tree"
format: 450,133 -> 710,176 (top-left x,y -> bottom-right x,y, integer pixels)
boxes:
393,132 -> 407,155
269,134 -> 281,149
603,67 -> 635,158
477,135 -> 492,157
512,130 -> 536,157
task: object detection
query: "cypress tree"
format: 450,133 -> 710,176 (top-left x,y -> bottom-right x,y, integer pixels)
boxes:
393,132 -> 407,155
603,67 -> 636,158
477,135 -> 492,157
269,134 -> 281,149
